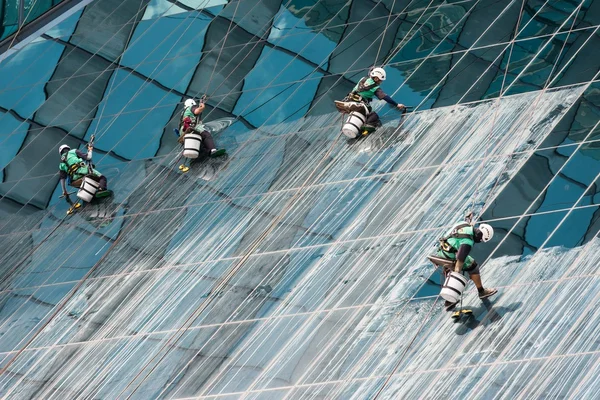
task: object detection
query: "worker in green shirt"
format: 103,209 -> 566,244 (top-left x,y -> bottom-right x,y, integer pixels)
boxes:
58,144 -> 107,196
436,220 -> 498,311
334,67 -> 405,130
178,98 -> 226,173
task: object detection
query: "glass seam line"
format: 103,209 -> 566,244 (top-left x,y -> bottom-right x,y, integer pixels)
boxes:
0,0 -> 592,380
265,2 -> 595,396
0,0 -> 290,231
0,0 -> 368,287
0,0 -> 242,382
420,62 -> 600,397
3,109 -> 595,187
0,0 -> 338,222
171,346 -> 600,399
1,15 -> 594,116
159,3 -> 524,394
0,0 -> 474,96
468,87 -> 600,391
34,0 -> 471,53
0,0 -> 596,394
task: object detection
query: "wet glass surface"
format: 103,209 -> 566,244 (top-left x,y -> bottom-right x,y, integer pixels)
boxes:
1,0 -> 600,398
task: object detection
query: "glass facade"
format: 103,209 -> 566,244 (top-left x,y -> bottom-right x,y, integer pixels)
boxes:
0,0 -> 599,398
0,0 -> 67,41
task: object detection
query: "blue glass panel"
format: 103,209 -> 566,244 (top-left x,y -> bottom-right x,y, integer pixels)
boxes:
180,0 -> 227,10
503,30 -> 596,96
0,39 -> 64,119
0,1 -> 19,41
387,1 -> 475,66
269,7 -> 336,68
121,9 -> 213,93
0,113 -> 29,182
44,9 -> 83,39
24,0 -> 66,23
546,205 -> 599,248
233,47 -> 323,126
0,0 -> 599,397
85,70 -> 180,160
517,0 -> 582,39
0,282 -> 76,354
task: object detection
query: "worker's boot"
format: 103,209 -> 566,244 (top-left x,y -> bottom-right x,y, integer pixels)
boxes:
478,287 -> 498,300
361,124 -> 377,136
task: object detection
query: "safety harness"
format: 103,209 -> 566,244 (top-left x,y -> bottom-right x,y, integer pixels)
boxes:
180,105 -> 203,132
69,162 -> 86,176
439,223 -> 473,253
60,152 -> 86,178
348,77 -> 379,103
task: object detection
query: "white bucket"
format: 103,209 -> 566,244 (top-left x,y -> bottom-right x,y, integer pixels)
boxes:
183,133 -> 202,158
341,111 -> 366,139
77,176 -> 100,202
440,271 -> 468,303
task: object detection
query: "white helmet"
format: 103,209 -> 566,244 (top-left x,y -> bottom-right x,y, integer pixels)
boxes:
58,144 -> 70,155
478,224 -> 494,242
184,99 -> 197,108
370,67 -> 386,81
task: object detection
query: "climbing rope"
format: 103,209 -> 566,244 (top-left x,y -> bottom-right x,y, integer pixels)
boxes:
374,0 -> 399,67
4,0 -> 41,53
91,0 -> 146,139
471,0 -> 583,223
205,0 -> 242,98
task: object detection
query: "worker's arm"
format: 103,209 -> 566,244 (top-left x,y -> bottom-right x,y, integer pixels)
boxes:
75,148 -> 92,161
454,244 -> 472,272
193,103 -> 205,115
59,170 -> 68,195
375,88 -> 404,110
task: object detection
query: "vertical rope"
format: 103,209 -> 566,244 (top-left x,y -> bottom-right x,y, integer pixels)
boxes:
206,0 -> 242,97
374,0 -> 398,66
5,0 -> 41,52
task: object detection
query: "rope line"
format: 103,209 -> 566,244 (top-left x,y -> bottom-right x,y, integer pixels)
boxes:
206,0 -> 242,96
374,0 -> 398,66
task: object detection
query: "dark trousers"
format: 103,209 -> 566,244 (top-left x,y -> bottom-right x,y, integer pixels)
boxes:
87,174 -> 107,190
182,129 -> 217,167
365,111 -> 380,126
198,130 -> 216,155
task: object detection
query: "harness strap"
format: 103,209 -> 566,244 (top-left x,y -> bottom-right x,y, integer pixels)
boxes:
452,233 -> 473,239
349,77 -> 379,103
181,109 -> 195,127
66,162 -> 85,176
439,223 -> 474,252
356,77 -> 379,92
440,240 -> 456,254
447,223 -> 473,240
